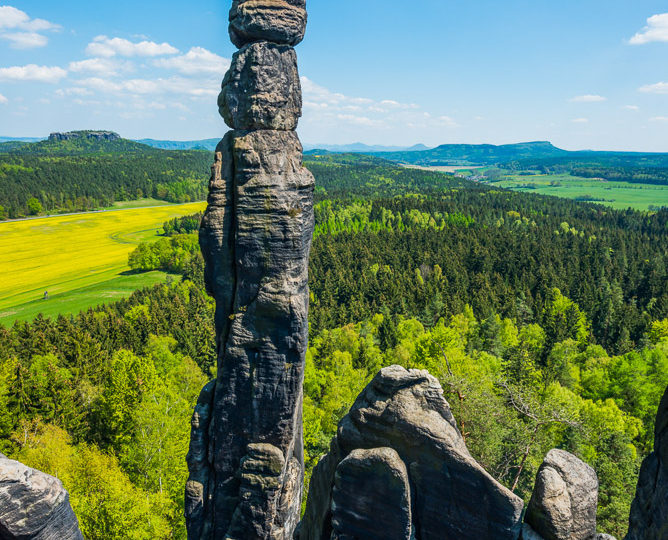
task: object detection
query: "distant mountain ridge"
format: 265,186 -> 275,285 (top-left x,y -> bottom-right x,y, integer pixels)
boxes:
372,141 -> 570,166
137,138 -> 221,151
303,142 -> 430,153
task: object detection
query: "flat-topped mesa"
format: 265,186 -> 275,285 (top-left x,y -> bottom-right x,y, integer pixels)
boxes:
185,1 -> 313,539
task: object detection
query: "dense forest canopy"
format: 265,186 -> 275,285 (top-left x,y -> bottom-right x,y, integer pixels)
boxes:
0,134 -> 211,218
0,153 -> 666,538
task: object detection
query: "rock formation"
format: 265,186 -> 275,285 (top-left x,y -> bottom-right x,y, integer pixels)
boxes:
185,0 -> 313,538
48,130 -> 120,142
0,455 -> 83,540
298,365 -> 525,540
625,385 -> 668,540
524,449 -> 599,540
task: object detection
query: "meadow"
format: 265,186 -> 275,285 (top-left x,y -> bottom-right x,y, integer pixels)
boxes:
492,173 -> 668,210
0,202 -> 206,325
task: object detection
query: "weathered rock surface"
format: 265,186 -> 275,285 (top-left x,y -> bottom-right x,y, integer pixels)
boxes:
299,365 -> 525,540
229,0 -> 307,48
186,1 -> 313,536
219,42 -> 302,131
625,385 -> 668,540
525,449 -> 598,540
331,448 -> 412,540
0,456 -> 83,540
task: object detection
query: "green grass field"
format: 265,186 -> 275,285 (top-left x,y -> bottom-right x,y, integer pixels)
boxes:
0,202 -> 206,326
494,173 -> 668,210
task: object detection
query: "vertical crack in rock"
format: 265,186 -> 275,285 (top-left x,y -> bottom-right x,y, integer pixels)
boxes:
186,1 -> 313,538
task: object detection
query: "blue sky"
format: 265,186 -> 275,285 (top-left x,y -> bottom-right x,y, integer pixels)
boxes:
0,1 -> 667,150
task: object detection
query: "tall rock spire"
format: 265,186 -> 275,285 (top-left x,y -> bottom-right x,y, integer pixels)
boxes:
185,1 -> 313,538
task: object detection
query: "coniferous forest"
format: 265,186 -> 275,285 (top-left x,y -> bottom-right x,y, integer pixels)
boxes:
0,154 -> 666,538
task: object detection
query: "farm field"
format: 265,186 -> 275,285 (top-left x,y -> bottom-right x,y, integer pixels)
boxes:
0,202 -> 206,325
494,173 -> 668,210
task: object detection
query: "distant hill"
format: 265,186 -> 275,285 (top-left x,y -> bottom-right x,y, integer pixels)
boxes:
372,141 -> 570,166
303,142 -> 431,153
137,138 -> 221,151
5,131 -> 170,156
0,131 -> 210,218
0,136 -> 44,143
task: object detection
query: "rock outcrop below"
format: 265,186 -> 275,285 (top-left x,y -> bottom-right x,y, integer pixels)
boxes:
298,365 -> 525,540
625,385 -> 668,540
48,130 -> 120,142
0,456 -> 83,540
525,449 -> 599,540
185,1 -> 313,538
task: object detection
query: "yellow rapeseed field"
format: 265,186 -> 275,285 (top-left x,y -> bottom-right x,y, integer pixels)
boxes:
0,203 -> 206,314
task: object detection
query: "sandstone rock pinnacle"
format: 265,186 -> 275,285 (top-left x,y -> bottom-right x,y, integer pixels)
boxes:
625,384 -> 668,540
298,365 -> 525,540
185,1 -> 314,538
0,456 -> 83,540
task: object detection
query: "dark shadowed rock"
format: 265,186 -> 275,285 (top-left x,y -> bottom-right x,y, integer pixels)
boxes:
331,448 -> 412,540
299,365 -> 524,540
525,449 -> 598,540
219,42 -> 302,131
625,385 -> 668,540
229,0 -> 307,48
0,457 -> 83,540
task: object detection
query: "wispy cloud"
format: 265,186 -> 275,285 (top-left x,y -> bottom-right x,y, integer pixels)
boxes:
0,64 -> 67,83
153,47 -> 229,75
649,116 -> 668,122
69,58 -> 133,77
571,118 -> 589,124
300,76 -> 454,132
629,13 -> 668,45
75,76 -> 217,97
639,82 -> 668,94
623,105 -> 640,111
0,93 -> 8,104
569,94 -> 606,103
0,5 -> 60,49
86,35 -> 178,58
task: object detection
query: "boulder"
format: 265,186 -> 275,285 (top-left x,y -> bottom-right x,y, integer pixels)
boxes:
525,449 -> 598,540
0,456 -> 83,540
219,42 -> 302,131
625,385 -> 668,540
229,0 -> 307,48
299,365 -> 525,540
331,448 -> 412,540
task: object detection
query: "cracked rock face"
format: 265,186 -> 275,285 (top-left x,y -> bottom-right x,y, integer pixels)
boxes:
525,449 -> 599,540
229,0 -> 307,48
185,1 -> 313,537
625,385 -> 668,540
298,365 -> 525,540
0,456 -> 83,540
219,42 -> 302,131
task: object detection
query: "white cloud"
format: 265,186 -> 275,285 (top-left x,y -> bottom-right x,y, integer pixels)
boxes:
0,6 -> 60,48
629,13 -> 668,45
1,31 -> 47,48
0,64 -> 67,83
68,58 -> 133,77
639,81 -> 668,94
153,47 -> 229,75
569,94 -> 606,103
649,116 -> 668,122
299,76 -> 458,134
86,35 -> 178,58
76,75 -> 217,97
571,118 -> 589,124
56,87 -> 94,97
0,93 -> 7,104
623,105 -> 640,111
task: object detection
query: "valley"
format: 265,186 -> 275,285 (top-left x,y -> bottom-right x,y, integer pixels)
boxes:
0,202 -> 205,325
